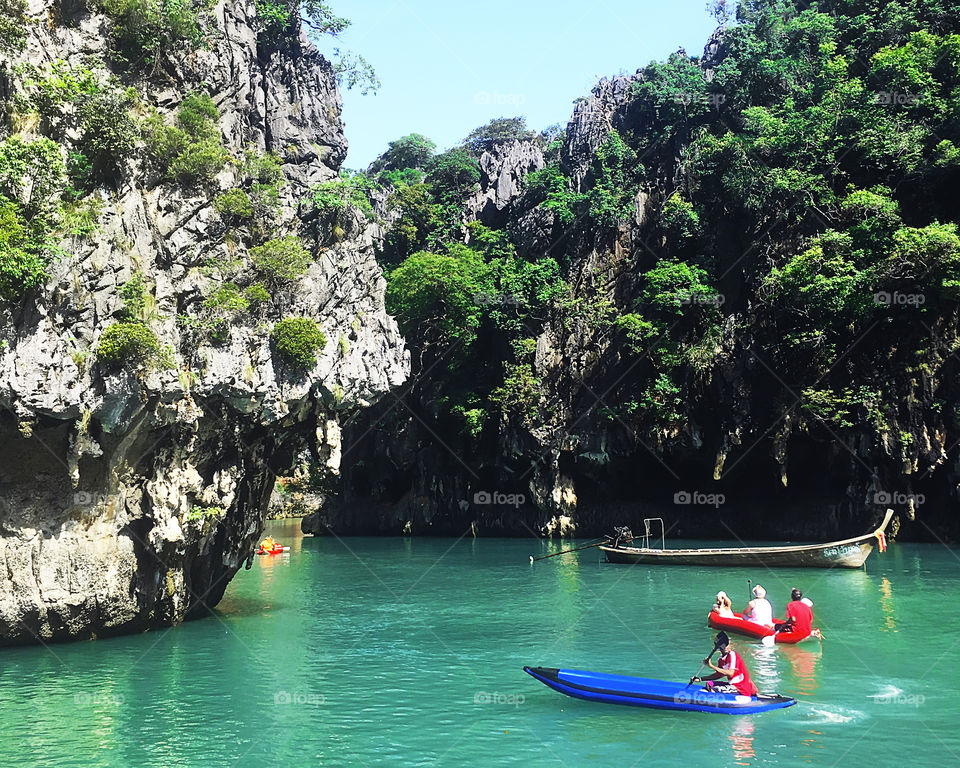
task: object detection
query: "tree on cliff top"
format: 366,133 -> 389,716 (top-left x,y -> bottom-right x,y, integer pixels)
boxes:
369,134 -> 437,174
461,117 -> 537,155
255,0 -> 380,93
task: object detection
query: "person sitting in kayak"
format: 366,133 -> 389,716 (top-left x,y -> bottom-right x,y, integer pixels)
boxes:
691,633 -> 759,696
743,585 -> 774,627
775,588 -> 813,636
711,590 -> 734,618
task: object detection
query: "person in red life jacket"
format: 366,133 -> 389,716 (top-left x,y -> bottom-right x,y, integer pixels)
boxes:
691,633 -> 758,696
775,588 -> 813,636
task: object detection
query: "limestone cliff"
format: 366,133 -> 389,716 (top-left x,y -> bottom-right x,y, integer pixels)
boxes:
0,0 -> 407,644
307,25 -> 959,544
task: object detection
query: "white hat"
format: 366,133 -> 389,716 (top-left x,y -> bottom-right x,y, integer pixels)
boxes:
716,591 -> 728,601
752,585 -> 766,598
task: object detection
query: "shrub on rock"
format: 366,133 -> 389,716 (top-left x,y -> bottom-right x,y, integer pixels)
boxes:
270,317 -> 326,370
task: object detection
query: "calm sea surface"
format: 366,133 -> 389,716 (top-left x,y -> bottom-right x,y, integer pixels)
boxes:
0,518 -> 957,767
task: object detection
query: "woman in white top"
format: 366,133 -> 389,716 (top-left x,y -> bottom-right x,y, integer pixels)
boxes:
711,590 -> 735,618
743,584 -> 774,627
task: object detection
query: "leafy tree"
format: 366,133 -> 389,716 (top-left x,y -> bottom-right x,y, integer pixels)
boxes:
311,173 -> 377,223
385,247 -> 492,350
523,166 -> 582,225
766,231 -> 875,326
629,53 -> 714,140
18,62 -> 140,182
660,194 -> 701,242
426,149 -> 481,203
254,1 -> 379,93
94,0 -> 208,71
369,133 -> 436,173
489,362 -> 540,425
381,182 -> 443,265
145,92 -> 228,184
461,117 -> 536,155
215,189 -> 254,221
0,137 -> 65,218
0,0 -> 26,52
0,199 -> 51,303
250,236 -> 312,285
583,130 -> 640,228
0,137 -> 65,302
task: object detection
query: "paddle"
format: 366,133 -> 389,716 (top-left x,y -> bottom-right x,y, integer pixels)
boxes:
689,631 -> 728,685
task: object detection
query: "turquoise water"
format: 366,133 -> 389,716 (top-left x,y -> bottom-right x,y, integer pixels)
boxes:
1,519 -> 958,767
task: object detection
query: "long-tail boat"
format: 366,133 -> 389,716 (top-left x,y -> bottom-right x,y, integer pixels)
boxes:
598,509 -> 894,569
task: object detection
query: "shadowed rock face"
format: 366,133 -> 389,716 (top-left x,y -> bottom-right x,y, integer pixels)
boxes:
0,1 -> 408,644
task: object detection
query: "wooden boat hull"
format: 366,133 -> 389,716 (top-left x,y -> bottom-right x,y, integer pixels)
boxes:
600,540 -> 873,568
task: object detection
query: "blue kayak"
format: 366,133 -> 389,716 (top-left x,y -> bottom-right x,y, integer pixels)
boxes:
524,666 -> 796,715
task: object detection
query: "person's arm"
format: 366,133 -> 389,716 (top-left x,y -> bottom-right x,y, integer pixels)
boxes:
706,659 -> 735,679
692,671 -> 722,682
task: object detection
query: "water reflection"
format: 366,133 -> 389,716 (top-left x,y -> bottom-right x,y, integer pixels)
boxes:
879,576 -> 897,632
785,645 -> 822,697
729,717 -> 755,765
749,644 -> 780,693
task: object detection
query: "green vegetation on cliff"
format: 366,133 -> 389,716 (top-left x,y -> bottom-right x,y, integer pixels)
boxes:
337,0 -> 960,527
270,317 -> 327,370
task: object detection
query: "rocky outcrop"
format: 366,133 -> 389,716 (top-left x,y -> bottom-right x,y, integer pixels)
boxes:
464,139 -> 545,228
562,74 -> 642,189
0,1 -> 407,644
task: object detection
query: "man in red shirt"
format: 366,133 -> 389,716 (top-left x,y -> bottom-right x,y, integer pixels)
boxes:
691,633 -> 758,696
779,588 -> 813,637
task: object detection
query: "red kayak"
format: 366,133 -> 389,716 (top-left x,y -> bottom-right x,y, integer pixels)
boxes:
707,612 -> 818,645
256,541 -> 288,555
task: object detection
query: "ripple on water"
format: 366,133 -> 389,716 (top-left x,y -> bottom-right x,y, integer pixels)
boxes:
802,706 -> 867,725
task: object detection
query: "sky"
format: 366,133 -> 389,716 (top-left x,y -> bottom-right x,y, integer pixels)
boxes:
317,0 -> 720,170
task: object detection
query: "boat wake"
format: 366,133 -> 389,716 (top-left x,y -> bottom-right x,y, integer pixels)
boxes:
871,684 -> 903,700
803,706 -> 866,725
